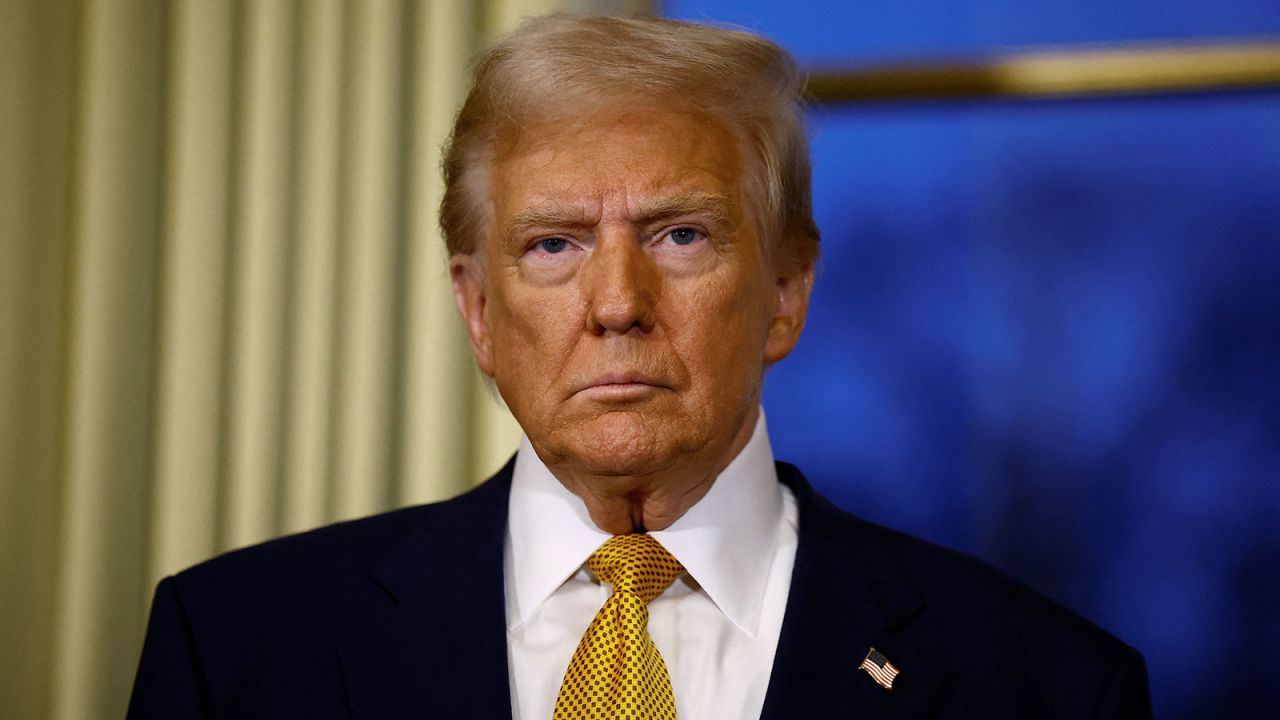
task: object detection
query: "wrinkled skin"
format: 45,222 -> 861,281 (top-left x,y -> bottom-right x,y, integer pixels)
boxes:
450,109 -> 813,534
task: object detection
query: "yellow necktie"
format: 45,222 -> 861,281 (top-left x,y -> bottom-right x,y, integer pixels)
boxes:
553,533 -> 685,720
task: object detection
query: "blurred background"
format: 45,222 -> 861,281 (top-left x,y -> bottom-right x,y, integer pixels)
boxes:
662,1 -> 1280,719
1,0 -> 1277,718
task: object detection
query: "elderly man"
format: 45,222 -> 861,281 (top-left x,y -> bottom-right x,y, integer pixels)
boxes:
129,15 -> 1151,720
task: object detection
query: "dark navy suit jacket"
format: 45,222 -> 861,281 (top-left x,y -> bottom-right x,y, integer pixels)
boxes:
127,461 -> 1152,718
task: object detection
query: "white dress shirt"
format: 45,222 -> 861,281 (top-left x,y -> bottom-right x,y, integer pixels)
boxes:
504,411 -> 799,720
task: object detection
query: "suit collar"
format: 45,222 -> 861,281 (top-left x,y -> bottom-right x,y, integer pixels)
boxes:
336,461 -> 515,718
761,462 -> 948,719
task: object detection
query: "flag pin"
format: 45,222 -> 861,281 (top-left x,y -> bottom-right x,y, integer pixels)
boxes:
859,647 -> 901,691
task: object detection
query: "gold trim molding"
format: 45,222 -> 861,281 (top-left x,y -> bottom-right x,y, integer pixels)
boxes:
805,38 -> 1280,102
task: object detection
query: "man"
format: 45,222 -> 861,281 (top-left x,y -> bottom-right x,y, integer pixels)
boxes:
129,15 -> 1151,719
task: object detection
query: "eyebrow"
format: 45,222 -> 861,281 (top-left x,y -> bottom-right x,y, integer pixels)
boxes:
506,202 -> 594,243
504,191 -> 737,244
632,191 -> 736,230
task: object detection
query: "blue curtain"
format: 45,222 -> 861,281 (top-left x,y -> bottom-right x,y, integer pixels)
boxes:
667,2 -> 1280,717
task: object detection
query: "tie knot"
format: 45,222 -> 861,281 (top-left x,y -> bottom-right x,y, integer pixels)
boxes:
586,533 -> 684,604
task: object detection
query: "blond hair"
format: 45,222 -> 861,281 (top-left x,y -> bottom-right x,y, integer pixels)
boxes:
439,14 -> 820,266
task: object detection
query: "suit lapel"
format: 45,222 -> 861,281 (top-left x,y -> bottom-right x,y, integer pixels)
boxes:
336,463 -> 514,719
761,463 -> 947,720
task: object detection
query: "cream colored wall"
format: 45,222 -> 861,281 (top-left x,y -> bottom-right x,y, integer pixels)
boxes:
0,1 -> 652,717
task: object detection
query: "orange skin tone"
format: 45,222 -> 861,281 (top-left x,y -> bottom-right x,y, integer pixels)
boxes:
451,109 -> 813,535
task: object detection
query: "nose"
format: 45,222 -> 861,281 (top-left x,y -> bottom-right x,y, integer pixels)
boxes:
582,234 -> 658,336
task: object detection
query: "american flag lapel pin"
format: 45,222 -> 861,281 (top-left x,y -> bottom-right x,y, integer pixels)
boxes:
858,647 -> 901,691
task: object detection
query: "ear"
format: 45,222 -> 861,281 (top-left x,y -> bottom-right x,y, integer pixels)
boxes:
763,258 -> 814,364
449,253 -> 495,376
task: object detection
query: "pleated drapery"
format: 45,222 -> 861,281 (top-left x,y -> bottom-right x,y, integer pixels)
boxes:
0,1 -> 652,717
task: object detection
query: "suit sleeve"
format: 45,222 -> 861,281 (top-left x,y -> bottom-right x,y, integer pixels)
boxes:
1092,645 -> 1153,720
127,576 -> 213,719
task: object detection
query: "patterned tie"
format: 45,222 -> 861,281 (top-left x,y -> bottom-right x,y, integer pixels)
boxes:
553,533 -> 686,720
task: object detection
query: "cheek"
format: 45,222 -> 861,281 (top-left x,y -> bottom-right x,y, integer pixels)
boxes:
489,300 -> 566,422
489,285 -> 580,375
665,271 -> 771,384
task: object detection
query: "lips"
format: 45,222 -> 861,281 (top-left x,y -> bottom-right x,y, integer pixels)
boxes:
585,371 -> 663,388
572,370 -> 670,398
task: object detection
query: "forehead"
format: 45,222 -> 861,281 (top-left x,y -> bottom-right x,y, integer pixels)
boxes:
489,110 -> 747,221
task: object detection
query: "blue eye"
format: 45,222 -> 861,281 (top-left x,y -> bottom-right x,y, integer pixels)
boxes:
669,228 -> 699,246
539,238 -> 568,254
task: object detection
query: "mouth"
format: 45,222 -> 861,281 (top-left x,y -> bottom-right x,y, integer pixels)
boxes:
574,371 -> 669,401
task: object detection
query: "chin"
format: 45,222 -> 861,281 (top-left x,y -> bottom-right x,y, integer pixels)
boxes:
564,411 -> 683,477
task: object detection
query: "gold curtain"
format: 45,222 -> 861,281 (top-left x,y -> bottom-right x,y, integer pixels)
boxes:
0,0 -> 651,717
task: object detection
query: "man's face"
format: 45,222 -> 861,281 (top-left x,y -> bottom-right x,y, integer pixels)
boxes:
451,109 -> 811,480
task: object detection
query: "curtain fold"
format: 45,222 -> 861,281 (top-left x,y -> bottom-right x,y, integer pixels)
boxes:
51,1 -> 167,717
1,1 -> 653,716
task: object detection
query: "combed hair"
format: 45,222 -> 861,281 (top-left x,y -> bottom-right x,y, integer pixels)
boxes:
439,14 -> 820,266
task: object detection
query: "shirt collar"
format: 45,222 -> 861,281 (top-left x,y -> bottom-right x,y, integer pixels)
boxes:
505,410 -> 783,637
